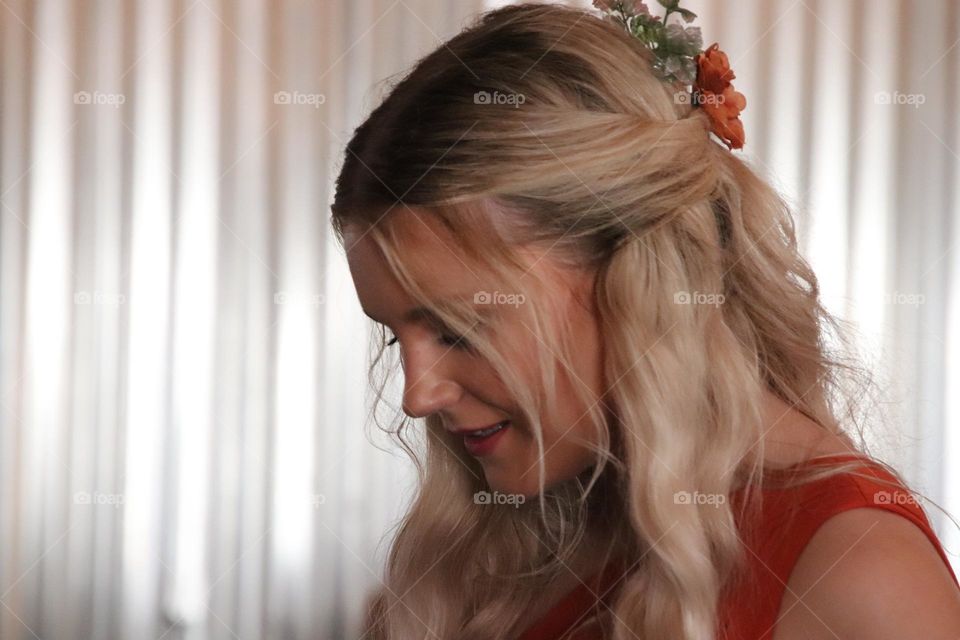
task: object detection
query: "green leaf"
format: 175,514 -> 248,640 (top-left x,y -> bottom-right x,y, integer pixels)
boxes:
677,8 -> 697,22
656,0 -> 679,9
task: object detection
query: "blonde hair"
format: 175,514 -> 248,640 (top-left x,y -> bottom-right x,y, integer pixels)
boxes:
330,3 -> 931,639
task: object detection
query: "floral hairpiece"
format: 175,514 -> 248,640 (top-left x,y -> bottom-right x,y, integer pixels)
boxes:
592,0 -> 746,150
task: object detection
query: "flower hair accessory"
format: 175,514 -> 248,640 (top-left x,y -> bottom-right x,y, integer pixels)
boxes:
592,0 -> 747,150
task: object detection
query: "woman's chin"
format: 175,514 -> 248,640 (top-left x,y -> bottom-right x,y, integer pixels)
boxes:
482,471 -> 516,495
481,469 -> 541,500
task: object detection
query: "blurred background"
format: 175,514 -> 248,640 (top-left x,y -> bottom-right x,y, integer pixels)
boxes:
0,0 -> 957,638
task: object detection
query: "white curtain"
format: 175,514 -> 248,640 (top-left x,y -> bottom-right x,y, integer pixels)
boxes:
0,1 -> 956,639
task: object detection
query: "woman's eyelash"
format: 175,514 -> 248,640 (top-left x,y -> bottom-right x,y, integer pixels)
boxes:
438,332 -> 470,349
383,330 -> 471,350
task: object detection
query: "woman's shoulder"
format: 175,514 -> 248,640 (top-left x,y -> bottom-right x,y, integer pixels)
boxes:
721,452 -> 960,639
732,451 -> 958,584
772,505 -> 960,639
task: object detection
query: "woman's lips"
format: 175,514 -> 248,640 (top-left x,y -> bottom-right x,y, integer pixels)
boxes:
462,420 -> 510,456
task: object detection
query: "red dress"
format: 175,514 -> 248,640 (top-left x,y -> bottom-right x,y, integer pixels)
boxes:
517,453 -> 960,639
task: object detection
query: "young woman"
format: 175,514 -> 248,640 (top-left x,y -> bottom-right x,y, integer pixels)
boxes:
330,3 -> 960,638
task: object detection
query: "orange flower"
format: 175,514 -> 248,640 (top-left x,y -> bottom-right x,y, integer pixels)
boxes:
694,43 -> 746,150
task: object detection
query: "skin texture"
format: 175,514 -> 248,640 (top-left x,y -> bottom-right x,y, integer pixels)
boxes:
343,211 -> 606,498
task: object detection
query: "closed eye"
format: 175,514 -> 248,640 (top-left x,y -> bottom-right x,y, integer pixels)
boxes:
382,329 -> 472,351
438,332 -> 471,350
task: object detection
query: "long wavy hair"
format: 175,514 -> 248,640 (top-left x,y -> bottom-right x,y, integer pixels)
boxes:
329,3 -> 927,639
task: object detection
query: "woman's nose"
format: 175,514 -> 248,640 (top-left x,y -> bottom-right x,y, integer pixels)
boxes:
400,348 -> 462,419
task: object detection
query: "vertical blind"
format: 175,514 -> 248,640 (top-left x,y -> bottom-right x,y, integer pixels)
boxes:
0,1 -> 956,639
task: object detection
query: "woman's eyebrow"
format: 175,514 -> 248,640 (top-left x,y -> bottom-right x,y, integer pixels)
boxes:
403,306 -> 443,324
360,303 -> 446,326
383,305 -> 452,327
363,298 -> 492,326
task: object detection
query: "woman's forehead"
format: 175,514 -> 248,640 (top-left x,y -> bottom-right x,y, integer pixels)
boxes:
344,209 -> 592,316
345,218 -> 483,292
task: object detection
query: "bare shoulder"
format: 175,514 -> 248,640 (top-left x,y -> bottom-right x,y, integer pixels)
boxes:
773,507 -> 960,640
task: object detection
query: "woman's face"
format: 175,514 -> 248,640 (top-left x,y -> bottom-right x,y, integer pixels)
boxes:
342,210 -> 607,498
